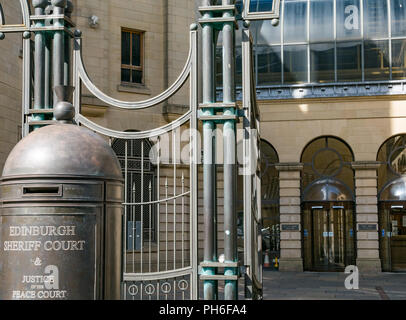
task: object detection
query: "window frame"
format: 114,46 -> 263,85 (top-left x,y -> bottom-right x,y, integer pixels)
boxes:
121,28 -> 145,85
242,0 -> 281,21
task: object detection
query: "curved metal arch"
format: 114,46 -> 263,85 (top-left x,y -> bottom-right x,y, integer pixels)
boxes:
260,138 -> 279,163
302,177 -> 355,202
19,0 -> 30,27
75,31 -> 194,110
0,0 -> 31,31
76,111 -> 191,140
376,133 -> 406,161
0,3 -> 4,25
124,190 -> 191,206
378,176 -> 406,201
124,267 -> 192,282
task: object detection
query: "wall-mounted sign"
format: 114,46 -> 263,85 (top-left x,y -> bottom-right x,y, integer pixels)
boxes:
281,224 -> 300,231
358,224 -> 377,231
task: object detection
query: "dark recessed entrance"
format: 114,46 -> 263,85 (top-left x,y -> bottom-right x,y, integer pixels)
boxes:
301,136 -> 356,272
377,135 -> 406,272
303,203 -> 356,272
379,203 -> 406,272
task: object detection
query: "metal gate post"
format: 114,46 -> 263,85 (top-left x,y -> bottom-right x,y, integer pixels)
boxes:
52,0 -> 66,106
64,1 -> 73,86
201,0 -> 218,301
198,1 -> 239,300
222,0 -> 238,301
32,0 -> 47,130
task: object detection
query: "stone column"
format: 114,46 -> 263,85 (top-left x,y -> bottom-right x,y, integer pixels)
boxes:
352,161 -> 382,273
276,163 -> 304,272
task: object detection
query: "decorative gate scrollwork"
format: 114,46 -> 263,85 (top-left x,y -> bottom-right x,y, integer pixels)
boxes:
72,26 -> 199,300
1,0 -> 264,301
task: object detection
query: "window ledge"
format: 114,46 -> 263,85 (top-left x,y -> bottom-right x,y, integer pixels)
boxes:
118,84 -> 151,95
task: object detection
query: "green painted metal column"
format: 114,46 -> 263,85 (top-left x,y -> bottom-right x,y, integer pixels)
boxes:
201,0 -> 218,300
222,0 -> 238,300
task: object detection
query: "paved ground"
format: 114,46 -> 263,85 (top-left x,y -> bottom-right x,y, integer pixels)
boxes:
262,271 -> 406,300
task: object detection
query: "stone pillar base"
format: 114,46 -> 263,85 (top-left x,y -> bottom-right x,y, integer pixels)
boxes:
279,258 -> 303,272
356,258 -> 382,273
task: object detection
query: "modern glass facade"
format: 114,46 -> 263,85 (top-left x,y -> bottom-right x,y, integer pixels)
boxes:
226,0 -> 406,87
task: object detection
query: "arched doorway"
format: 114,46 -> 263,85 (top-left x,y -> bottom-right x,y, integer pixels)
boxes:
260,140 -> 280,270
301,136 -> 356,271
377,135 -> 406,272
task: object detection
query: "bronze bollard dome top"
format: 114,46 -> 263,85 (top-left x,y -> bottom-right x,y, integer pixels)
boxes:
2,123 -> 123,180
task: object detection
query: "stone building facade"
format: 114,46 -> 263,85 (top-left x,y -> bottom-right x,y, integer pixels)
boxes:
1,0 -> 406,276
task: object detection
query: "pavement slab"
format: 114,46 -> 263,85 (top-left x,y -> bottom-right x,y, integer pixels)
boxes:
262,271 -> 406,300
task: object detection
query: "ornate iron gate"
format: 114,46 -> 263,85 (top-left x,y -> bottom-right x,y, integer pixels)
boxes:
72,27 -> 199,300
0,0 -> 265,301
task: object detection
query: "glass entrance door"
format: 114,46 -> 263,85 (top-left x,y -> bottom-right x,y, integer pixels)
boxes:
379,203 -> 406,271
303,204 -> 355,271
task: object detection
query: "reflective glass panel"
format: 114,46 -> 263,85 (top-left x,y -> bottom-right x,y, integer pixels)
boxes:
132,70 -> 142,84
363,0 -> 388,39
391,0 -> 406,37
337,41 -> 362,82
389,147 -> 406,175
236,46 -> 242,87
121,31 -> 130,65
340,166 -> 356,191
249,0 -> 274,12
235,0 -> 244,14
283,0 -> 307,44
132,33 -> 141,67
377,135 -> 405,191
328,137 -> 354,162
313,149 -> 341,176
301,137 -> 354,192
284,45 -> 308,83
257,45 -> 282,85
364,40 -> 390,80
310,43 -> 335,83
310,0 -> 334,43
261,141 -> 279,200
254,20 -> 281,45
215,47 -> 223,88
392,40 -> 406,81
121,68 -> 130,82
337,0 -> 361,41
